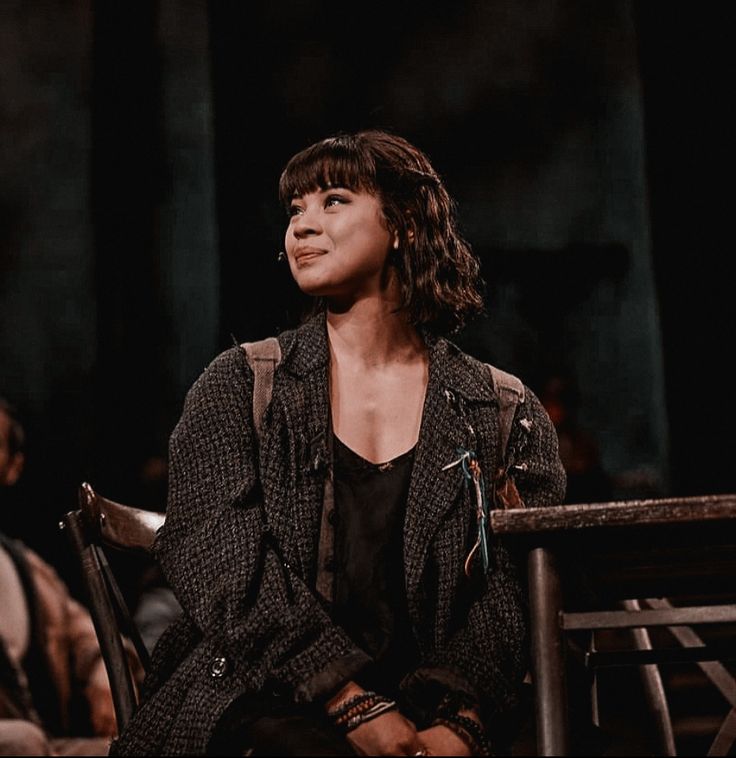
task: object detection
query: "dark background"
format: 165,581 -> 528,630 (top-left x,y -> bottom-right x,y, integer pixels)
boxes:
0,1 -> 733,585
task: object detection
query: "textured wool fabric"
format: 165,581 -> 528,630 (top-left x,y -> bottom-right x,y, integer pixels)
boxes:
110,313 -> 566,756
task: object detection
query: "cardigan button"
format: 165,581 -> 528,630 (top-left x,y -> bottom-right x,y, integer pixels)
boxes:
210,656 -> 229,678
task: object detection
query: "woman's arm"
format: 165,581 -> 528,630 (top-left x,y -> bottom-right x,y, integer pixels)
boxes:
154,348 -> 370,702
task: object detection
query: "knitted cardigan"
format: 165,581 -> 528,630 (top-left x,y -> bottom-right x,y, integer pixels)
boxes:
111,313 -> 566,755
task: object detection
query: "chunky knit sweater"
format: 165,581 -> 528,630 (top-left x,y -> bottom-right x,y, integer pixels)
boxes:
111,313 -> 565,756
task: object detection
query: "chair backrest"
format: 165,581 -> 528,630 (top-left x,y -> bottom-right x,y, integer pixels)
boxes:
60,481 -> 166,734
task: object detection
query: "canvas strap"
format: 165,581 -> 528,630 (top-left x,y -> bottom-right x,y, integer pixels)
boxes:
242,337 -> 282,442
487,364 -> 525,462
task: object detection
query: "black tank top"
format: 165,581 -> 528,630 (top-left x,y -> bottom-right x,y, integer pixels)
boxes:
331,435 -> 420,697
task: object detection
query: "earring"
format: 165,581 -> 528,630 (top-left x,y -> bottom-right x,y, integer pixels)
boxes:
277,251 -> 286,262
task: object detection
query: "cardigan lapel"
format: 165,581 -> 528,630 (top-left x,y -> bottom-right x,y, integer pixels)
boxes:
263,315 -> 332,580
403,337 -> 499,606
263,314 -> 501,600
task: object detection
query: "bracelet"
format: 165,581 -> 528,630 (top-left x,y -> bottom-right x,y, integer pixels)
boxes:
342,699 -> 398,732
333,696 -> 381,730
327,691 -> 398,733
327,690 -> 378,720
432,714 -> 491,756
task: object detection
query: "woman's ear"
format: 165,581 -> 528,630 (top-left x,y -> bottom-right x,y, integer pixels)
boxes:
391,217 -> 415,249
392,226 -> 415,249
404,213 -> 416,244
4,451 -> 24,487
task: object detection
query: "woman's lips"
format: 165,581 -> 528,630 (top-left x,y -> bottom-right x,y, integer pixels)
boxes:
294,249 -> 326,266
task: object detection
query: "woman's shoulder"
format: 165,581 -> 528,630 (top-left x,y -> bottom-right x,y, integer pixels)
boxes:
180,345 -> 252,414
199,344 -> 250,383
436,336 -> 546,407
194,319 -> 312,378
169,345 -> 258,443
434,335 -> 499,380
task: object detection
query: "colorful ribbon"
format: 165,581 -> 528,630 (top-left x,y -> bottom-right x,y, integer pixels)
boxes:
443,447 -> 491,575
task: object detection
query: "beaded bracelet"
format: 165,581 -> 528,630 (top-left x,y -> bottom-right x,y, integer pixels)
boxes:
432,714 -> 491,756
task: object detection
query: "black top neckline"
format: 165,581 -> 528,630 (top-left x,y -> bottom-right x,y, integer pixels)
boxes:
333,434 -> 416,471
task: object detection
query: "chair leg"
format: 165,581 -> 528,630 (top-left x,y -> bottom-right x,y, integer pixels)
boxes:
622,599 -> 677,756
529,546 -> 569,756
642,598 -> 736,708
708,706 -> 736,757
640,597 -> 736,757
590,634 -> 600,728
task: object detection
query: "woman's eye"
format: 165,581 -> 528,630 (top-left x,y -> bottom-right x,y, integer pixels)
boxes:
288,205 -> 303,217
325,195 -> 347,208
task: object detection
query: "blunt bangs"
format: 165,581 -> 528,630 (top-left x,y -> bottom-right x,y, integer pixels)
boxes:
278,136 -> 378,210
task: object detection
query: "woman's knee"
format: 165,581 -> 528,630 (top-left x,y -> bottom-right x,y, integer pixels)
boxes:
0,719 -> 51,756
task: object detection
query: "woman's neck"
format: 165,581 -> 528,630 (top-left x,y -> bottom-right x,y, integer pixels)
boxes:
326,300 -> 425,368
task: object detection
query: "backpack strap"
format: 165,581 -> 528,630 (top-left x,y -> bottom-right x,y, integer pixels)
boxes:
242,337 -> 282,442
239,343 -> 521,475
487,364 -> 526,511
487,364 -> 525,464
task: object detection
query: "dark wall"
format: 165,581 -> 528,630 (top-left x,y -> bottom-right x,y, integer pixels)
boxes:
1,0 -> 219,589
635,5 -> 734,496
0,0 -> 96,576
91,2 -> 168,500
208,0 -> 670,496
91,1 -> 219,503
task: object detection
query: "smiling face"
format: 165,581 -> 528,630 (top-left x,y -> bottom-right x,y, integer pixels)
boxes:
284,187 -> 397,304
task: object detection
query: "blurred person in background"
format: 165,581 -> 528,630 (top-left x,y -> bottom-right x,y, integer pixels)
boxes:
0,396 -> 120,756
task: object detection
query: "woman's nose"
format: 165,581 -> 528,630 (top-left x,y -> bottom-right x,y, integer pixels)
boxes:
292,207 -> 321,238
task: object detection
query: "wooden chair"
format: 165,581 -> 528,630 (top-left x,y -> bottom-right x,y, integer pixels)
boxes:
60,481 -> 166,734
491,493 -> 736,756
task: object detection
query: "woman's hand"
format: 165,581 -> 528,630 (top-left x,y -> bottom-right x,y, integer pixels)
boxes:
417,724 -> 471,756
326,681 -> 426,755
347,710 -> 426,756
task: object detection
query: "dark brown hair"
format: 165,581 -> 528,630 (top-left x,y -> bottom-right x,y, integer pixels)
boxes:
278,130 -> 485,334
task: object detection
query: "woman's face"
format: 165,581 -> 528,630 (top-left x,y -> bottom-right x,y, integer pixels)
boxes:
284,187 -> 396,301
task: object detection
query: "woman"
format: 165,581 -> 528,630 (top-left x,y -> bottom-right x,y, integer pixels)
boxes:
111,130 -> 566,756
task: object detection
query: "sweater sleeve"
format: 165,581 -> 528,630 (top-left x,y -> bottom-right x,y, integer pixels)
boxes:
154,348 -> 370,703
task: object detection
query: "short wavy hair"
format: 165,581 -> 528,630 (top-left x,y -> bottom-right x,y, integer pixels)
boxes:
278,130 -> 485,334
